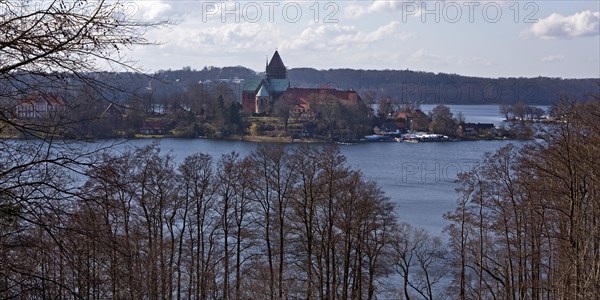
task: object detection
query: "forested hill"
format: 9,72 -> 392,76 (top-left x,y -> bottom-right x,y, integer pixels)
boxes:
21,66 -> 596,105
147,66 -> 597,105
287,68 -> 599,105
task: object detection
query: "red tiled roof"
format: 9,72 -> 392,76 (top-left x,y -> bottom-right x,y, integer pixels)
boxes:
396,109 -> 428,120
20,94 -> 65,106
396,112 -> 411,119
413,109 -> 428,118
142,120 -> 163,129
283,88 -> 360,105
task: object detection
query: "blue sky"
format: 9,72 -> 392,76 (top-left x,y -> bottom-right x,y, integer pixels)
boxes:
129,1 -> 600,78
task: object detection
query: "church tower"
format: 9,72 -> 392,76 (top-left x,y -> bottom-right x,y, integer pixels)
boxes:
255,85 -> 271,114
266,50 -> 287,79
242,51 -> 290,115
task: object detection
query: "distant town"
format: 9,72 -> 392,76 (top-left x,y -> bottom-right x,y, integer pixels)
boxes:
4,51 -> 577,142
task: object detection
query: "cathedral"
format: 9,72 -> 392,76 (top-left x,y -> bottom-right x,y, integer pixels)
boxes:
242,51 -> 361,117
242,51 -> 290,114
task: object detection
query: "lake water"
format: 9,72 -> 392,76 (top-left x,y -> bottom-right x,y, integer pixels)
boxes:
98,105 -> 532,236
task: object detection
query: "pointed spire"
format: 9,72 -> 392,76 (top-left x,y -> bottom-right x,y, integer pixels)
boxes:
266,50 -> 286,79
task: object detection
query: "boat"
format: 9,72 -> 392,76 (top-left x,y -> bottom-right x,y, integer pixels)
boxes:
364,135 -> 394,142
399,132 -> 449,142
395,137 -> 418,143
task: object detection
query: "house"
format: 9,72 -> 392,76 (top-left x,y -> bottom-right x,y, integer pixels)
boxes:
100,103 -> 127,119
282,87 -> 361,120
459,122 -> 496,137
289,102 -> 313,120
139,120 -> 164,135
16,94 -> 66,119
395,109 -> 429,131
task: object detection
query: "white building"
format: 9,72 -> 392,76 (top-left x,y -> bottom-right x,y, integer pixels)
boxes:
16,94 -> 66,119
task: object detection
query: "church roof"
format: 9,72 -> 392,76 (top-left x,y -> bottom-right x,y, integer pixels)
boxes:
242,78 -> 262,91
269,79 -> 290,92
257,85 -> 270,97
244,78 -> 289,94
268,51 -> 285,70
266,51 -> 287,79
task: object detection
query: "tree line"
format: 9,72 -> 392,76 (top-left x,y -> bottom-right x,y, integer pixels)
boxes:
499,102 -> 546,122
3,143 -> 446,299
83,67 -> 598,106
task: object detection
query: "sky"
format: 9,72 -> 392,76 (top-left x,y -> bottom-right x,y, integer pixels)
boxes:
126,0 -> 600,78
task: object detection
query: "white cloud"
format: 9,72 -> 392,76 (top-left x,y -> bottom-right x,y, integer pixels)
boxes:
408,49 -> 494,68
522,10 -> 600,39
133,1 -> 173,21
281,21 -> 411,53
149,21 -> 282,56
332,22 -> 410,47
409,49 -> 442,63
541,55 -> 565,63
455,56 -> 494,67
132,0 -> 248,22
345,0 -> 416,18
343,1 -> 508,19
280,25 -> 343,51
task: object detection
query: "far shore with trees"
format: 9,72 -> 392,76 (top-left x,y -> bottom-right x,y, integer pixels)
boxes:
5,83 -> 559,142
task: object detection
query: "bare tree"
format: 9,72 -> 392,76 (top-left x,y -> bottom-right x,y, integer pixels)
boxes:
288,145 -> 324,299
315,145 -> 348,299
511,102 -> 528,121
229,156 -> 257,300
177,153 -> 216,299
246,144 -> 297,299
215,152 -> 241,300
499,103 -> 512,121
392,223 -> 448,300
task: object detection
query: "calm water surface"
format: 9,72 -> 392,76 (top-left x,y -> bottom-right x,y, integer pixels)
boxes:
340,140 -> 528,235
